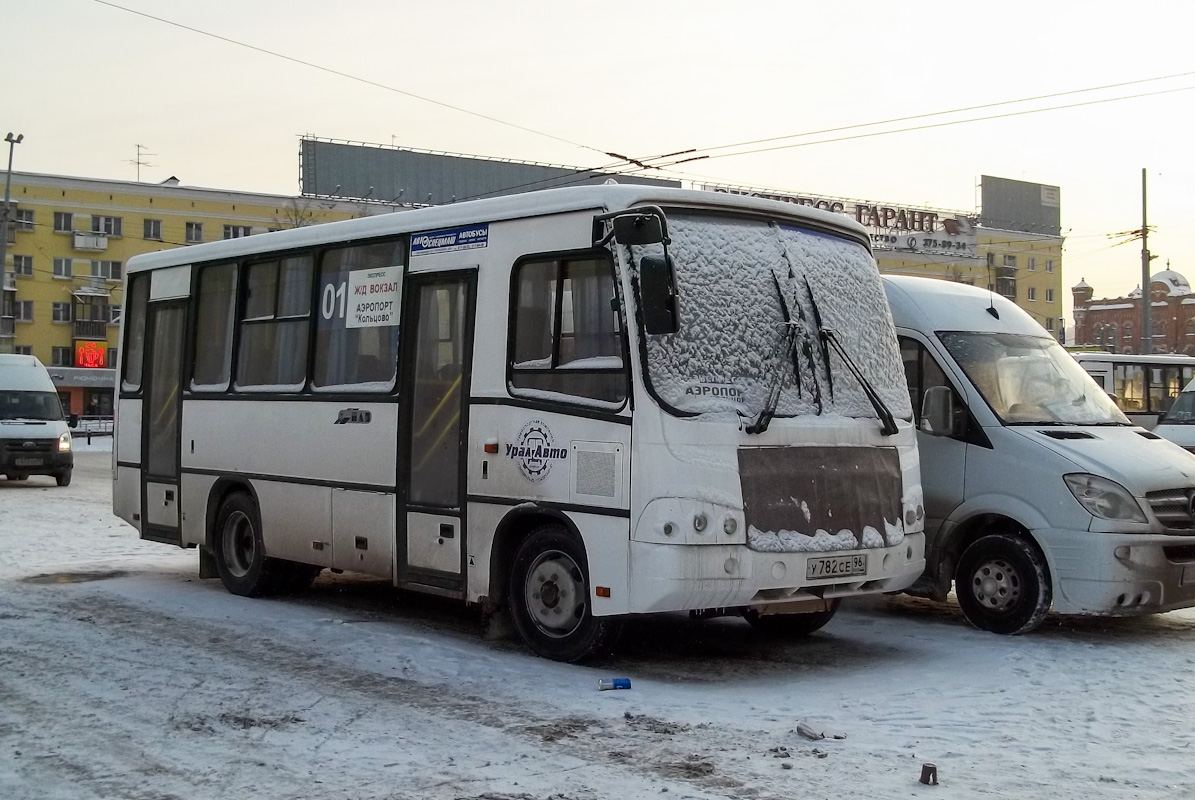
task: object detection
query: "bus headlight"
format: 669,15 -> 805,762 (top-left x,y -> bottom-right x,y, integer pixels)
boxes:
59,432 -> 72,452
1064,473 -> 1146,523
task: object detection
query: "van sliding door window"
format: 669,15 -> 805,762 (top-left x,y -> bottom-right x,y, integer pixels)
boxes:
509,256 -> 626,406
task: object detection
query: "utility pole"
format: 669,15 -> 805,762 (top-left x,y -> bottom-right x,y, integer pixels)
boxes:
0,132 -> 23,355
1141,168 -> 1151,355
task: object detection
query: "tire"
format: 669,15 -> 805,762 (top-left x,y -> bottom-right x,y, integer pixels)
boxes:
954,533 -> 1051,634
745,599 -> 841,636
212,492 -> 286,597
508,525 -> 615,662
55,470 -> 71,487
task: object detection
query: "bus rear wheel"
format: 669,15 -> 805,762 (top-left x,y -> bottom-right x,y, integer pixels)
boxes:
213,492 -> 285,597
744,599 -> 841,636
508,526 -> 615,662
954,533 -> 1051,634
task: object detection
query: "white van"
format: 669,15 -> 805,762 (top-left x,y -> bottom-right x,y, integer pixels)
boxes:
883,275 -> 1195,633
1154,377 -> 1195,451
0,354 -> 74,485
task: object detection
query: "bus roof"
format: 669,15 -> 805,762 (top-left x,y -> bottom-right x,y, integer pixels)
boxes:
125,184 -> 872,274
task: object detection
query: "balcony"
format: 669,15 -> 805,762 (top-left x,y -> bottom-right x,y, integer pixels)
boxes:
73,319 -> 109,339
72,231 -> 108,252
2,273 -> 13,291
71,275 -> 112,297
0,316 -> 13,338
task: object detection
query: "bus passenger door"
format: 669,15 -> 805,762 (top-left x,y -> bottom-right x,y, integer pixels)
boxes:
141,301 -> 185,544
397,271 -> 476,596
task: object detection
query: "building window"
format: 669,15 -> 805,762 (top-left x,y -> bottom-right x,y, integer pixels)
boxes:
1186,319 -> 1195,337
1045,289 -> 1054,302
1046,260 -> 1055,273
91,215 -> 123,237
143,219 -> 162,240
108,348 -> 118,366
12,255 -> 32,276
108,304 -> 122,324
1003,255 -> 1017,268
91,260 -> 122,281
12,345 -> 32,356
1027,257 -> 1037,271
223,225 -> 252,239
51,346 -> 72,367
1027,287 -> 1037,301
185,222 -> 203,243
14,209 -> 33,231
14,300 -> 32,321
53,212 -> 73,233
53,257 -> 72,278
1046,318 -> 1054,331
1124,323 -> 1133,341
52,302 -> 72,323
986,252 -> 995,267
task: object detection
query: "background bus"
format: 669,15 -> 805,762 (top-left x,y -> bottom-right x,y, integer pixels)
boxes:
113,185 -> 925,661
1071,352 -> 1195,429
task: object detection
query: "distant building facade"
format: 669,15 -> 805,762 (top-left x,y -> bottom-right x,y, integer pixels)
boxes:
1,172 -> 364,415
1072,268 -> 1195,354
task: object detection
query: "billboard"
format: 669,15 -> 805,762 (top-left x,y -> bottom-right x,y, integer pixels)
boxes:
300,139 -> 679,204
980,176 -> 1061,236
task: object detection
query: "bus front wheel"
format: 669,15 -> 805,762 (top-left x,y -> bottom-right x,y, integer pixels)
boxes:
508,525 -> 615,662
213,492 -> 285,597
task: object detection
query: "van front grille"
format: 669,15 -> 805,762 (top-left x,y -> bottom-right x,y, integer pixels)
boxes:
1146,489 -> 1195,531
0,438 -> 57,458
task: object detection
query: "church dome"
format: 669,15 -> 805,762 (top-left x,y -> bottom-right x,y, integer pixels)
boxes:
1150,268 -> 1191,296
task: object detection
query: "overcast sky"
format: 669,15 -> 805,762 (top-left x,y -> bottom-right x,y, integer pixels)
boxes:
9,0 -> 1195,313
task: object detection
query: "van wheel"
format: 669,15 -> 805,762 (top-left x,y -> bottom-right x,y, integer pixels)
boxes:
55,470 -> 71,487
509,525 -> 615,662
954,533 -> 1051,634
745,599 -> 841,636
213,492 -> 285,597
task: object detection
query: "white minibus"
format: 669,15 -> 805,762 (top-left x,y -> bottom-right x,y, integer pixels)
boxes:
1071,351 -> 1195,429
113,185 -> 925,660
1154,377 -> 1195,451
0,353 -> 74,485
885,275 -> 1195,633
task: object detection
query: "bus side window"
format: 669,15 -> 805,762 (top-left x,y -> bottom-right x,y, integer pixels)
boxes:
121,273 -> 150,393
509,255 -> 626,404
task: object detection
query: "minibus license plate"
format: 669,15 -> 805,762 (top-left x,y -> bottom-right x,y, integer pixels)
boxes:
807,554 -> 867,580
14,457 -> 43,467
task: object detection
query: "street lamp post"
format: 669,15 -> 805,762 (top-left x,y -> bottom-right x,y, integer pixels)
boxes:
0,132 -> 24,355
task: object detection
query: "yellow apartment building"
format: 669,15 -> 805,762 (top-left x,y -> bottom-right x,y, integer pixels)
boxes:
1,172 -> 364,416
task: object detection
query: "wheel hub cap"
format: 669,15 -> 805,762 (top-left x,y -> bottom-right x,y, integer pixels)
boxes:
525,551 -> 586,638
971,558 -> 1021,612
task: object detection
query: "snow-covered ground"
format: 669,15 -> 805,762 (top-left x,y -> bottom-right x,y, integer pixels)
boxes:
3,448 -> 1195,799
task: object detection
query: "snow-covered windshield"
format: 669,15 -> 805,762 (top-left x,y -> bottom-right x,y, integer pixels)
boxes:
0,391 -> 63,422
627,212 -> 911,422
939,332 -> 1129,426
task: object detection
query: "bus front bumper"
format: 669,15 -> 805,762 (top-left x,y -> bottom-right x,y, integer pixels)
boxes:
625,533 -> 925,615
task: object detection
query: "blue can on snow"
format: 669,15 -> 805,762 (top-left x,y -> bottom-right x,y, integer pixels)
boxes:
598,678 -> 631,691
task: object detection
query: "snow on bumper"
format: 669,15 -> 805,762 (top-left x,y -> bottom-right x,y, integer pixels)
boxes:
1039,527 -> 1195,616
627,533 -> 925,614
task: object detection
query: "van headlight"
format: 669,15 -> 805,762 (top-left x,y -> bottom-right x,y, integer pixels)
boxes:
1064,473 -> 1146,523
59,432 -> 71,452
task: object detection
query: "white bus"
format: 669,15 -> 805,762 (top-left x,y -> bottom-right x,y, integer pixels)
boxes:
112,185 -> 925,661
1071,351 -> 1195,429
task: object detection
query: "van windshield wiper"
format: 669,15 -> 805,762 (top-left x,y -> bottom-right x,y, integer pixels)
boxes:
746,269 -> 803,434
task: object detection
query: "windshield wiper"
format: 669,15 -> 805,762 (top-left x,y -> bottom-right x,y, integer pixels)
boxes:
746,269 -> 802,434
819,328 -> 899,436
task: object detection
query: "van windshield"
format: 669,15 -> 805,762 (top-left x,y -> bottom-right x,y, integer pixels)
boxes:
939,331 -> 1128,426
1160,390 -> 1195,424
627,212 -> 911,422
0,391 -> 64,422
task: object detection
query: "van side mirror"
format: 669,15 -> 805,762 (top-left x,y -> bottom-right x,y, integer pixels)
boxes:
68,413 -> 79,429
639,254 -> 680,335
613,213 -> 665,245
921,386 -> 959,437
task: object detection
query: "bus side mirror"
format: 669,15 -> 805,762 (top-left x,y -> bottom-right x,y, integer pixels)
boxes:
68,414 -> 79,429
639,255 -> 679,335
921,386 -> 958,437
613,213 -> 665,246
